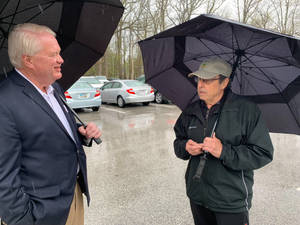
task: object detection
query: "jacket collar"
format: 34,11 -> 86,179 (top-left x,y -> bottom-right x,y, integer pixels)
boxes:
184,89 -> 235,120
8,70 -> 77,144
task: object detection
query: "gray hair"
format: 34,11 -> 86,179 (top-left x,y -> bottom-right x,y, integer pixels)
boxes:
8,23 -> 56,68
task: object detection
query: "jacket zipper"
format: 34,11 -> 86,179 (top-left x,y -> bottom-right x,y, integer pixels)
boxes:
241,170 -> 249,211
203,108 -> 210,136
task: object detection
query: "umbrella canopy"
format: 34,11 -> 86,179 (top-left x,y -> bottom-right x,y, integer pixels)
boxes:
138,14 -> 300,135
0,0 -> 124,89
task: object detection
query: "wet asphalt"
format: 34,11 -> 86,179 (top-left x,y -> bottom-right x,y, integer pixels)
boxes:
77,103 -> 300,225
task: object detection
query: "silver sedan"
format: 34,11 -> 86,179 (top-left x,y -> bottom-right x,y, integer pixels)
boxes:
65,81 -> 102,111
100,80 -> 154,107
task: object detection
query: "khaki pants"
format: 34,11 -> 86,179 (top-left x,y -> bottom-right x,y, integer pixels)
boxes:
65,182 -> 84,225
1,183 -> 84,225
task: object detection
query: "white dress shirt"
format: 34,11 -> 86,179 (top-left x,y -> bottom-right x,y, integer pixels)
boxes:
16,69 -> 76,142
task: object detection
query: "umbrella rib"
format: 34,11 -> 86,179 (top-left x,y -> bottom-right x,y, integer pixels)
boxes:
244,55 -> 282,92
237,66 -> 263,95
231,24 -> 242,51
246,37 -> 278,51
0,2 -> 54,20
0,0 -> 9,15
231,26 -> 236,63
196,38 -> 232,60
244,38 -> 282,64
0,2 -> 54,48
230,22 -> 280,56
239,52 -> 294,85
23,3 -> 54,23
0,0 -> 21,48
244,54 -> 300,127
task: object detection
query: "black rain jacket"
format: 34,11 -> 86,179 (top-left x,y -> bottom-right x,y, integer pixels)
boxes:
174,91 -> 274,213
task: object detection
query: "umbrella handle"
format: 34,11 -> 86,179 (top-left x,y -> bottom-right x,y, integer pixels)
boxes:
81,124 -> 102,145
84,124 -> 102,145
192,152 -> 208,181
93,137 -> 102,145
58,94 -> 102,145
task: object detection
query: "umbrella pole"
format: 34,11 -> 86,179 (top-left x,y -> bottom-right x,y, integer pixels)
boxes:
193,54 -> 241,181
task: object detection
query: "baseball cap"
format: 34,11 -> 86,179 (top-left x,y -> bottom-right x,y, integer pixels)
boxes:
188,58 -> 232,79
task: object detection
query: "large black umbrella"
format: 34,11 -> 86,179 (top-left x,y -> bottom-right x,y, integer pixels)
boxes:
0,0 -> 124,90
139,14 -> 300,135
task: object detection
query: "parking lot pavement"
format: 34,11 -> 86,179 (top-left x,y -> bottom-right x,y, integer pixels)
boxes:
77,103 -> 300,225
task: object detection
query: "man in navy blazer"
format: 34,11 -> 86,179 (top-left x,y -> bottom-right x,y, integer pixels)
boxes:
0,23 -> 101,225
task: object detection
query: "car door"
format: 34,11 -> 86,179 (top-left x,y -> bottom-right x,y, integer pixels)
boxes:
111,82 -> 122,103
100,82 -> 113,103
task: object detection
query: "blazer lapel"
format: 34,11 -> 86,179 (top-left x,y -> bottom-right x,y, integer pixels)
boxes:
24,85 -> 76,139
53,90 -> 81,145
10,71 -> 75,142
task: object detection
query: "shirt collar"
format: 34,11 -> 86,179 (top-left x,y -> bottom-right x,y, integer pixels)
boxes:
15,68 -> 54,95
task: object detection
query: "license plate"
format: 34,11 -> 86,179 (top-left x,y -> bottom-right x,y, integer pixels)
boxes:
79,93 -> 89,99
136,90 -> 146,96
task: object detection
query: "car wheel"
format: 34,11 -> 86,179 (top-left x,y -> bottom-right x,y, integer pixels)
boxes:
117,96 -> 125,108
142,102 -> 150,106
155,92 -> 164,104
92,106 -> 99,111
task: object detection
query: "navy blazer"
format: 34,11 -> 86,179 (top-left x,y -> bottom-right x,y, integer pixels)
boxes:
0,71 -> 90,225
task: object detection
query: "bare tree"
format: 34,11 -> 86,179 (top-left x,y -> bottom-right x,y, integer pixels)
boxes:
169,0 -> 205,24
250,3 -> 273,29
206,0 -> 227,14
108,0 -> 149,78
169,0 -> 226,26
269,0 -> 299,35
235,0 -> 263,23
144,0 -> 171,33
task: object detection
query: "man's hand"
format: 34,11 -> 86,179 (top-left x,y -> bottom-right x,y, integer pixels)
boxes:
202,133 -> 223,158
185,139 -> 204,156
78,122 -> 102,139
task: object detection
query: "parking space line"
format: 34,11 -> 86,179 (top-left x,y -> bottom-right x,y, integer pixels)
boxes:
101,106 -> 126,114
153,104 -> 177,109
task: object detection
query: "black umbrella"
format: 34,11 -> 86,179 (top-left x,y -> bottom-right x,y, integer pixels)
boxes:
139,14 -> 300,135
0,0 -> 124,90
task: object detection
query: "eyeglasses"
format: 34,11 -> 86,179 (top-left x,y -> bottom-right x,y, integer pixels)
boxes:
193,76 -> 221,84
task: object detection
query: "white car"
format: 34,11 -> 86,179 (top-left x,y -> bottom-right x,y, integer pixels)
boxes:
100,80 -> 154,107
65,81 -> 101,111
79,76 -> 105,90
95,75 -> 109,87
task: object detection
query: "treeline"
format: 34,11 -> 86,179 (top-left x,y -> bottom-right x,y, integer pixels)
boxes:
85,0 -> 300,79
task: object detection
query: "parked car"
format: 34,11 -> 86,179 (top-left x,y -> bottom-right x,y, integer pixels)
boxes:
94,75 -> 109,86
79,76 -> 104,90
107,77 -> 119,81
100,80 -> 154,107
65,81 -> 101,111
136,74 -> 169,104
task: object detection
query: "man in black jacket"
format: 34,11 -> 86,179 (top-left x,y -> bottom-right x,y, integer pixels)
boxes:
174,58 -> 273,225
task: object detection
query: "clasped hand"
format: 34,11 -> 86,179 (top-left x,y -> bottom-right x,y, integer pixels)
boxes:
78,122 -> 102,139
185,133 -> 223,158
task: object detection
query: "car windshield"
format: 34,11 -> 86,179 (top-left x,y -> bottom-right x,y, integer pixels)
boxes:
96,76 -> 107,80
123,80 -> 145,87
136,75 -> 145,83
69,82 -> 92,89
80,77 -> 100,84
